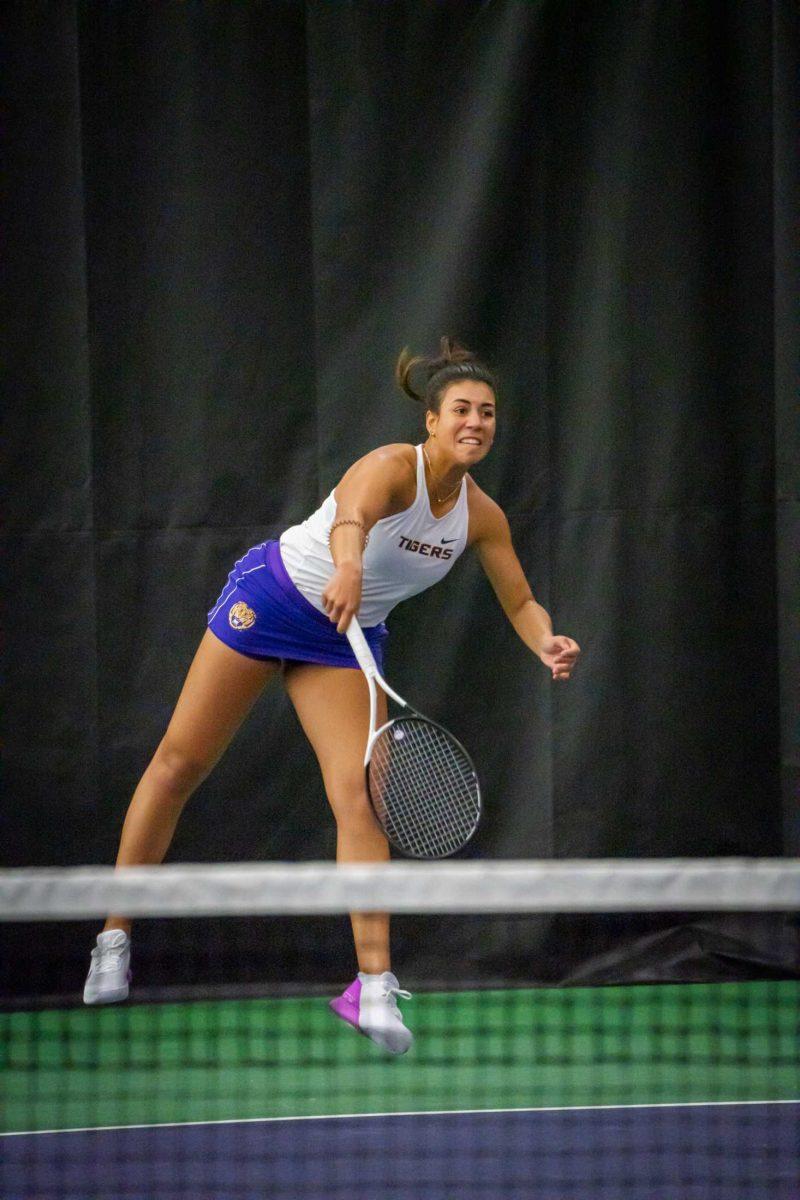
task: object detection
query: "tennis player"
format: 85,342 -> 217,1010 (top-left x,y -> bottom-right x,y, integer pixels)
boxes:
83,338 -> 580,1053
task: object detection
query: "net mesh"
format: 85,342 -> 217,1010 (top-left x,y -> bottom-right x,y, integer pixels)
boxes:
1,860 -> 798,1200
368,717 -> 481,857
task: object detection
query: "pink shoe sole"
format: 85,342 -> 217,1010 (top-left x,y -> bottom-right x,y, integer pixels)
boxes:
329,979 -> 362,1031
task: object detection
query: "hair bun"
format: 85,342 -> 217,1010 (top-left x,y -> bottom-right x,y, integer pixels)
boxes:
395,337 -> 496,411
427,337 -> 477,377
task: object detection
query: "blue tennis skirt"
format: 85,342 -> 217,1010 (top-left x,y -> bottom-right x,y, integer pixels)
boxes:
207,540 -> 388,670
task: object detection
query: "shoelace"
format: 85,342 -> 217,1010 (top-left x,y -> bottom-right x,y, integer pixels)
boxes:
382,985 -> 412,1008
93,946 -> 126,975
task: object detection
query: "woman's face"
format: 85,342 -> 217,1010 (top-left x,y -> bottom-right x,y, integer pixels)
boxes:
426,380 -> 496,466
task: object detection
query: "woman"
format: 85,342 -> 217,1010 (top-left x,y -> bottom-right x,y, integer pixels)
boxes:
83,339 -> 580,1054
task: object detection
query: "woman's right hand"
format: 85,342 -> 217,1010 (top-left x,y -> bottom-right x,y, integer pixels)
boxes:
322,562 -> 363,633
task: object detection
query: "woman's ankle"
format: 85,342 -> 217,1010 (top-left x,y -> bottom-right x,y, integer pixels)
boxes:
102,918 -> 132,937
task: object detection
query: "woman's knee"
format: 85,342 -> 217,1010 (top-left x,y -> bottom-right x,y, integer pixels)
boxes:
326,776 -> 373,826
148,740 -> 213,798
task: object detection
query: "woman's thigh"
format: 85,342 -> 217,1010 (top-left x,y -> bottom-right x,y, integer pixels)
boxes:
158,629 -> 281,775
283,661 -> 387,800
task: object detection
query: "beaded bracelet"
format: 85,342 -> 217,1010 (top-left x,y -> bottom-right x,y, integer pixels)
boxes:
328,518 -> 370,549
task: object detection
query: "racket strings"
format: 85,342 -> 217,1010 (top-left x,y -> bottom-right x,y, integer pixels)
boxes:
369,718 -> 480,857
376,747 -> 462,856
376,729 -> 461,844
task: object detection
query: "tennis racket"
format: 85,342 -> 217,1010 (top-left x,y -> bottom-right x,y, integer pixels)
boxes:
345,617 -> 481,858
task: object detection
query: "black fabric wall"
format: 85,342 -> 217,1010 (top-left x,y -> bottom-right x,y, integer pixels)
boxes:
3,2 -> 798,994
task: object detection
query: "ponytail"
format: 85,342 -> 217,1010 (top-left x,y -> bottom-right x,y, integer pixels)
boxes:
395,337 -> 496,413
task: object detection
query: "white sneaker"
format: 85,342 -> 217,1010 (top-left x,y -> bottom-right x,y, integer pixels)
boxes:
329,971 -> 413,1055
83,930 -> 131,1004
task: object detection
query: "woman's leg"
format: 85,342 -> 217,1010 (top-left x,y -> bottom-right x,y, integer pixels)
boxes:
104,629 -> 280,934
283,661 -> 390,974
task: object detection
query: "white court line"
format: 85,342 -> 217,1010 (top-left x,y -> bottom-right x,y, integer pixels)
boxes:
3,1098 -> 797,1140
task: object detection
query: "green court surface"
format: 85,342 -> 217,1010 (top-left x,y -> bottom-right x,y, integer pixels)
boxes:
2,980 -> 797,1134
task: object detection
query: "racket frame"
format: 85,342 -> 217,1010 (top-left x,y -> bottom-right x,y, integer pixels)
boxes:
345,617 -> 416,764
345,617 -> 482,857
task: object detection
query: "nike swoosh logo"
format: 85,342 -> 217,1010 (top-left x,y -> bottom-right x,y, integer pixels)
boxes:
441,538 -> 457,544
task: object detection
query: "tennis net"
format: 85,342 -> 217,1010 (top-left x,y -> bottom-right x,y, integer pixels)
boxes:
1,859 -> 798,1200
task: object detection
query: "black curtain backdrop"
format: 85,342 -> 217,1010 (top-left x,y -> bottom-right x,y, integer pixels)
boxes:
3,1 -> 798,996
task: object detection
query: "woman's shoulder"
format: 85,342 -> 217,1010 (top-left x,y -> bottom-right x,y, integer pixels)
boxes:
466,475 -> 507,541
345,442 -> 417,484
370,443 -> 418,502
465,473 -> 500,511
339,442 -> 416,472
335,443 -> 418,507
371,442 -> 418,470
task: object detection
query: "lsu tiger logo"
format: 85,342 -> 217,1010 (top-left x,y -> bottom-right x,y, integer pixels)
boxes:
228,601 -> 256,630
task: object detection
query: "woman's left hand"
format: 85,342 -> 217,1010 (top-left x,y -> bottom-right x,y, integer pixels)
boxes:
539,636 -> 581,681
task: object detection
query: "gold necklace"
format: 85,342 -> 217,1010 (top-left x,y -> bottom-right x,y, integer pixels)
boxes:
422,445 -> 463,505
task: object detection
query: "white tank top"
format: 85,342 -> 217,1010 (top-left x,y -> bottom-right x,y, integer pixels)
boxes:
279,444 -> 469,626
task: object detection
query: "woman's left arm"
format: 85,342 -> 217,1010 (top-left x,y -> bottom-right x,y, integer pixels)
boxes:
472,494 -> 581,682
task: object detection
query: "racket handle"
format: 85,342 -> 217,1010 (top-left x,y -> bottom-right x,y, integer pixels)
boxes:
345,616 -> 379,679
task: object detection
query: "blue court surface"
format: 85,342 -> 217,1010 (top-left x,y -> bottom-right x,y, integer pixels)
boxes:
2,1100 -> 798,1199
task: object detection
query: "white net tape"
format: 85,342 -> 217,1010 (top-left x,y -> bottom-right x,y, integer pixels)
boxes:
1,860 -> 798,919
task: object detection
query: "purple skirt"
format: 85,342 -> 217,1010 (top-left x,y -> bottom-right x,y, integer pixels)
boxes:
207,540 -> 388,670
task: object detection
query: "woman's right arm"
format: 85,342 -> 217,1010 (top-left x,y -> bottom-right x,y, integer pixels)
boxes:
322,445 -> 415,632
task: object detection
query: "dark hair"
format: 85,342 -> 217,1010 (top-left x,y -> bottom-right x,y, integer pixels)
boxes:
395,337 -> 497,413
